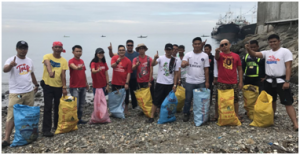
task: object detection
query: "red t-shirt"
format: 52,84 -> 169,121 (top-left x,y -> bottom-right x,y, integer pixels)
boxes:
216,52 -> 241,84
132,55 -> 154,83
91,62 -> 109,88
111,55 -> 133,85
68,58 -> 87,88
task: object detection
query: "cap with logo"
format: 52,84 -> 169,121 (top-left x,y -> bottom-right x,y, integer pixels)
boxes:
165,43 -> 173,50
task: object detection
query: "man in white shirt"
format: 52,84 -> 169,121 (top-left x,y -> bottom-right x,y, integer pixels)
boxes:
178,45 -> 187,88
245,34 -> 298,131
146,43 -> 180,123
172,44 -> 182,87
181,37 -> 210,122
2,41 -> 39,148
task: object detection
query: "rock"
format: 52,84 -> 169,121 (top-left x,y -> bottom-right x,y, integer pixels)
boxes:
35,92 -> 42,97
246,139 -> 255,145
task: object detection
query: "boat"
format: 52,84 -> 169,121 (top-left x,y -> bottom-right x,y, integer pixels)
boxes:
138,35 -> 147,38
239,23 -> 257,39
63,35 -> 70,37
211,8 -> 240,41
101,35 -> 106,37
201,35 -> 210,37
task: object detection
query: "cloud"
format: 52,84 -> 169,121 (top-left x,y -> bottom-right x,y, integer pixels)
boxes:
93,20 -> 140,24
153,12 -> 210,15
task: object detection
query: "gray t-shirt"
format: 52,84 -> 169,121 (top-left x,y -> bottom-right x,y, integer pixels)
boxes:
125,51 -> 139,79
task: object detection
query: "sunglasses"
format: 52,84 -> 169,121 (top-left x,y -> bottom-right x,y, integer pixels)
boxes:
220,43 -> 228,47
127,45 -> 133,47
119,49 -> 125,51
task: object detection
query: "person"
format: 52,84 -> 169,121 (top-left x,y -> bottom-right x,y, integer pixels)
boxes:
109,40 -> 139,110
111,45 -> 133,114
178,45 -> 187,88
146,43 -> 180,123
204,44 -> 215,110
181,37 -> 209,122
90,48 -> 109,96
242,40 -> 266,92
211,55 -> 219,122
172,44 -> 182,87
68,45 -> 89,124
214,39 -> 244,122
132,43 -> 154,96
245,34 -> 298,131
41,41 -> 68,137
2,41 -> 39,148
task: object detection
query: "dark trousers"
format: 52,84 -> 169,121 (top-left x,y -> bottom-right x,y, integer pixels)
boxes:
41,80 -> 62,133
137,80 -> 155,98
125,78 -> 138,109
153,83 -> 173,108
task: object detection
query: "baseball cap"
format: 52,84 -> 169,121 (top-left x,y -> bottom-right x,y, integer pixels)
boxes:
165,43 -> 173,50
95,48 -> 105,54
16,41 -> 28,48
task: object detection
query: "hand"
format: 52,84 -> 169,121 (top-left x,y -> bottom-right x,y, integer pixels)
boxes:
213,78 -> 218,85
86,84 -> 89,90
200,39 -> 207,49
135,61 -> 140,66
117,58 -> 121,63
238,82 -> 243,90
154,51 -> 159,59
172,86 -> 176,92
178,80 -> 181,86
215,47 -> 220,53
148,82 -> 152,88
49,71 -> 55,78
245,44 -> 250,50
108,42 -> 112,51
205,82 -> 210,89
62,88 -> 68,97
125,84 -> 129,90
10,56 -> 17,67
97,66 -> 102,72
105,86 -> 109,92
34,87 -> 38,93
282,82 -> 290,90
260,78 -> 266,82
77,64 -> 83,70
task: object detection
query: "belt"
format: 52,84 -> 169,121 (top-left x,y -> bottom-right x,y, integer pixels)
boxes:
266,75 -> 286,88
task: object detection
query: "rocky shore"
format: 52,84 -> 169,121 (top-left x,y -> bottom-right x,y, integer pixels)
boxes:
1,82 -> 298,153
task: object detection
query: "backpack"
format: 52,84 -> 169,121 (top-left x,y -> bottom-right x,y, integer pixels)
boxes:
169,57 -> 176,74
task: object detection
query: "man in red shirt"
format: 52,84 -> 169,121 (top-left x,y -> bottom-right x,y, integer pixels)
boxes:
132,43 -> 154,96
215,39 -> 244,122
68,45 -> 89,124
111,45 -> 133,115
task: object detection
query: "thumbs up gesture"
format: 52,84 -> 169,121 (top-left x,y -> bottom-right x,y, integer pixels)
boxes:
9,56 -> 17,67
108,42 -> 112,51
245,44 -> 250,50
154,51 -> 159,59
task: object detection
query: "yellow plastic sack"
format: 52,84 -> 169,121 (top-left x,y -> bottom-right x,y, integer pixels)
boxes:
217,89 -> 241,126
243,84 -> 259,120
175,86 -> 185,112
135,87 -> 153,118
55,96 -> 79,134
250,91 -> 274,127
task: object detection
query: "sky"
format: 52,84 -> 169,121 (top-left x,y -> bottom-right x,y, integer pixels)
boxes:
2,1 -> 258,35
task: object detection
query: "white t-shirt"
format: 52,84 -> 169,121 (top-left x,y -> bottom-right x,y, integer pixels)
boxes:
261,47 -> 293,83
214,58 -> 218,78
178,56 -> 187,78
4,56 -> 34,94
183,51 -> 210,84
156,55 -> 181,85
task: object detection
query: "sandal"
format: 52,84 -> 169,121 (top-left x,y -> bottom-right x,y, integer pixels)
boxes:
2,141 -> 10,148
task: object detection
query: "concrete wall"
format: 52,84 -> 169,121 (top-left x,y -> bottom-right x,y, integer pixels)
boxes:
256,2 -> 298,34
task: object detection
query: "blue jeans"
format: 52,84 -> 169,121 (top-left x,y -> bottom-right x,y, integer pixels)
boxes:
183,82 -> 205,115
69,87 -> 86,121
93,86 -> 108,96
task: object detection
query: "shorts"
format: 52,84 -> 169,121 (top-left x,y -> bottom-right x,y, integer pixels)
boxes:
217,83 -> 239,103
153,83 -> 173,108
264,81 -> 294,106
7,90 -> 35,122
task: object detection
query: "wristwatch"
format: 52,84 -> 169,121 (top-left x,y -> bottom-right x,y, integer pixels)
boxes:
173,85 -> 177,87
35,84 -> 40,87
62,86 -> 67,89
125,83 -> 129,85
285,80 -> 290,83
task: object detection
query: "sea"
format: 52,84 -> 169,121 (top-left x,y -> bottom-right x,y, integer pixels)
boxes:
1,32 -> 223,92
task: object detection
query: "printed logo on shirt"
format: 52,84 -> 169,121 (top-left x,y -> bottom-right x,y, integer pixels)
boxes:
266,55 -> 280,64
209,59 -> 212,63
50,60 -> 61,68
163,62 -> 170,76
115,64 -> 125,72
189,62 -> 202,68
222,56 -> 233,70
201,58 -> 204,61
16,64 -> 31,75
138,62 -> 149,78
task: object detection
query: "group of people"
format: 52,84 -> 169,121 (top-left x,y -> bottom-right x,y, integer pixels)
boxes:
2,34 -> 298,148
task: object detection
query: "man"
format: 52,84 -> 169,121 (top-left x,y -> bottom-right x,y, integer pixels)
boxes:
146,43 -> 180,123
215,39 -> 244,122
2,41 -> 39,147
111,45 -> 133,114
204,44 -> 215,106
68,45 -> 89,124
172,44 -> 182,86
245,34 -> 298,131
41,41 -> 68,137
132,43 -> 154,96
109,40 -> 139,111
178,45 -> 187,88
181,37 -> 210,122
242,40 -> 266,92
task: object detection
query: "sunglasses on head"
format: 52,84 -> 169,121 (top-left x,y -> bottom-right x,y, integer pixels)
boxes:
127,45 -> 133,47
220,43 -> 228,47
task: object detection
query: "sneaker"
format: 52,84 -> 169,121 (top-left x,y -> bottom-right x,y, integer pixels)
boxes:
183,114 -> 190,122
78,120 -> 88,124
2,141 -> 10,148
43,132 -> 54,137
145,118 -> 154,123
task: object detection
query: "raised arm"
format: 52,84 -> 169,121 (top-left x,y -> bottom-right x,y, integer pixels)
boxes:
108,42 -> 117,58
3,56 -> 17,73
245,44 -> 263,58
152,51 -> 159,66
